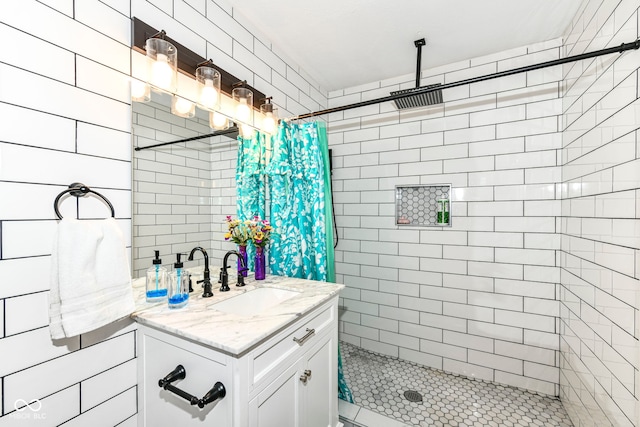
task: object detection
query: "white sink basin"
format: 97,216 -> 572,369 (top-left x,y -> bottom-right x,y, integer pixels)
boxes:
210,287 -> 299,316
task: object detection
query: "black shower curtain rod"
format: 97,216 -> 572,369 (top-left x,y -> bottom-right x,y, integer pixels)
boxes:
290,38 -> 640,121
135,39 -> 640,150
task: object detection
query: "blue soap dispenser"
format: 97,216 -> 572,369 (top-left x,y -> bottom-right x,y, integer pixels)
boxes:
146,250 -> 168,302
168,253 -> 189,309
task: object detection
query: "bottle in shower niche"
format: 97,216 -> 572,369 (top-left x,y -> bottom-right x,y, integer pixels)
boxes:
437,199 -> 449,225
146,250 -> 168,302
168,253 -> 189,309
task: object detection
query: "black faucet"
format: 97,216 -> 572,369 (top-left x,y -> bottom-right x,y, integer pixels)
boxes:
219,250 -> 247,292
188,247 -> 213,298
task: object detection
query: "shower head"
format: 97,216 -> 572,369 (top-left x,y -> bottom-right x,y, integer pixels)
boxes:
392,38 -> 443,110
392,84 -> 443,109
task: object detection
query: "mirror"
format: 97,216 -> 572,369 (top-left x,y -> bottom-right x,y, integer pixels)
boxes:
132,91 -> 238,278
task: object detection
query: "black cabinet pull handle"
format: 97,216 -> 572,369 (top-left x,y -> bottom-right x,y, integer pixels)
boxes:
158,365 -> 226,408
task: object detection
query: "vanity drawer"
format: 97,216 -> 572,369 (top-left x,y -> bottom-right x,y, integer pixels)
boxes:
250,299 -> 336,389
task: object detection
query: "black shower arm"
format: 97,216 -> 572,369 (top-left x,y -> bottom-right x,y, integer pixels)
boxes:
414,38 -> 426,88
290,38 -> 640,121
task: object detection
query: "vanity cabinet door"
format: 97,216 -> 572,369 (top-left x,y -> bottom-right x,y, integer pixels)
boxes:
248,362 -> 301,427
301,331 -> 337,427
248,328 -> 338,427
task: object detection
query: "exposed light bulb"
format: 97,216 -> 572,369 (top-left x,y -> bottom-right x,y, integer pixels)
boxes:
151,53 -> 173,90
263,113 -> 276,134
200,79 -> 219,109
210,112 -> 228,130
236,98 -> 251,122
240,124 -> 255,138
131,80 -> 149,101
174,97 -> 193,115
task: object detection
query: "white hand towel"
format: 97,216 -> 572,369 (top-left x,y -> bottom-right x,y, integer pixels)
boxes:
49,218 -> 135,339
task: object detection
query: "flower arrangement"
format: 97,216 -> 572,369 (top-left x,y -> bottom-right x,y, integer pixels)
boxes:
224,216 -> 251,245
248,216 -> 273,247
224,215 -> 273,247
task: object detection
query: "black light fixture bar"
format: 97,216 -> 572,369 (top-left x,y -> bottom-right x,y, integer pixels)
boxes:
291,38 -> 640,121
132,17 -> 265,109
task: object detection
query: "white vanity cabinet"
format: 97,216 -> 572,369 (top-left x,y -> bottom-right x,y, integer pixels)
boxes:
137,295 -> 339,427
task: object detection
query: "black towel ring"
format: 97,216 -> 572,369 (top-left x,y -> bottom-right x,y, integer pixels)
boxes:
54,182 -> 116,220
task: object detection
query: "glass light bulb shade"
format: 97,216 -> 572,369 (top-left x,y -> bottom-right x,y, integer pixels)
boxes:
240,124 -> 255,138
171,96 -> 195,118
196,66 -> 221,110
232,87 -> 253,123
145,38 -> 177,92
131,79 -> 150,102
210,112 -> 230,130
260,103 -> 278,135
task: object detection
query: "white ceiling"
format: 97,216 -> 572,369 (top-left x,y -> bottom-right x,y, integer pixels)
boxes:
226,0 -> 584,92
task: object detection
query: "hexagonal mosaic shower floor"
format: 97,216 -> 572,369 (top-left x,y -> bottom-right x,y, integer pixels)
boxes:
340,342 -> 573,426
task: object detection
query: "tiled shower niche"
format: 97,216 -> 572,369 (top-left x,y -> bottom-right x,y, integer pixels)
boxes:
395,184 -> 451,227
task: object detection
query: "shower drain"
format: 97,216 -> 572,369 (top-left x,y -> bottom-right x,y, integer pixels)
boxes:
403,390 -> 423,402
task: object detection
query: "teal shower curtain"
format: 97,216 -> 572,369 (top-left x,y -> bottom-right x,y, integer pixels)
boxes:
236,121 -> 352,403
266,121 -> 335,281
236,131 -> 267,269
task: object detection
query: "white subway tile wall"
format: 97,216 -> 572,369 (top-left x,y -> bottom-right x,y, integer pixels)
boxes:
0,0 -> 326,424
559,1 -> 640,427
0,0 -> 136,422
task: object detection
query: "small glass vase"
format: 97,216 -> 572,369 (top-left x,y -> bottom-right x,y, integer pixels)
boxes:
238,245 -> 248,277
254,246 -> 266,280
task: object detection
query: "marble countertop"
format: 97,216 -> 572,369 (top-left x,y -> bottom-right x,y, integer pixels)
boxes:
130,269 -> 344,357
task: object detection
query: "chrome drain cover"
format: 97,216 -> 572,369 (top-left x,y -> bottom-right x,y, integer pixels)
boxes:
403,390 -> 423,402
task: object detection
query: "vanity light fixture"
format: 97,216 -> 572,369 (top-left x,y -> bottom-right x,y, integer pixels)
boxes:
196,60 -> 221,110
171,95 -> 196,118
259,97 -> 278,135
131,18 -> 269,148
145,31 -> 177,93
